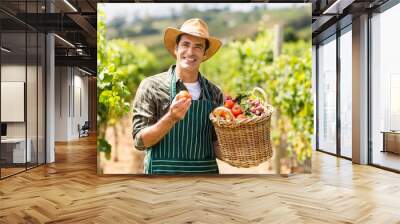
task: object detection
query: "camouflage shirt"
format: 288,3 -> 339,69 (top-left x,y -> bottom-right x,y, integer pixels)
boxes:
132,65 -> 224,151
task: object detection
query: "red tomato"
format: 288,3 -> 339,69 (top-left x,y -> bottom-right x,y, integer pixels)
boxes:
224,99 -> 235,109
231,105 -> 243,117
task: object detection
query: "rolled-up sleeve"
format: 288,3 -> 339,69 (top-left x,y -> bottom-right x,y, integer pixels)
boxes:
132,79 -> 157,150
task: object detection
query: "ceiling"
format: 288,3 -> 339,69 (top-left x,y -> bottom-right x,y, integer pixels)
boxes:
311,0 -> 389,43
0,0 -> 396,73
0,0 -> 97,74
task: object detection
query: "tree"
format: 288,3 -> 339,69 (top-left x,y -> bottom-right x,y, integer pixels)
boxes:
97,7 -> 157,163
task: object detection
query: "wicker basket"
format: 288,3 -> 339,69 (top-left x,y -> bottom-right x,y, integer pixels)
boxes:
210,87 -> 273,168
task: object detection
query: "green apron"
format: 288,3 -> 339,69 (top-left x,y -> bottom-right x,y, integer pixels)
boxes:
145,69 -> 218,174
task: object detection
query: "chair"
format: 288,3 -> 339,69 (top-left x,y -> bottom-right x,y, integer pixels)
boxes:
79,121 -> 90,138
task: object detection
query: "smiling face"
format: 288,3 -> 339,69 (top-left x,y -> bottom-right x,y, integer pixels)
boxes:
174,34 -> 207,73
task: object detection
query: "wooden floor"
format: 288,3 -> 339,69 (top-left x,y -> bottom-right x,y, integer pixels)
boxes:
0,167 -> 26,177
0,136 -> 400,223
1,163 -> 45,178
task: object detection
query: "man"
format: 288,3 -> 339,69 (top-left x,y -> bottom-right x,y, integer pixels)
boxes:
132,18 -> 224,174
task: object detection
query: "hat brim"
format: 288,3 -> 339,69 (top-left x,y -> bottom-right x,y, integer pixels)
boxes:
164,27 -> 222,62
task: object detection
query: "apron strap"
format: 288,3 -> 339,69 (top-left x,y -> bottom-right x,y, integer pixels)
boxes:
170,66 -> 212,102
170,68 -> 177,103
199,75 -> 212,101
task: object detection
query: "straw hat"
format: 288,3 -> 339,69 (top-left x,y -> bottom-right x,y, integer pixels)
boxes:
164,18 -> 222,62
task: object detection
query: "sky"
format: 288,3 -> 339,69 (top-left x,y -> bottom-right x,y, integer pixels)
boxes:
100,3 -> 304,22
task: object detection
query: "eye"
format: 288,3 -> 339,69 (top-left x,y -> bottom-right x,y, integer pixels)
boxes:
181,42 -> 190,47
194,45 -> 204,50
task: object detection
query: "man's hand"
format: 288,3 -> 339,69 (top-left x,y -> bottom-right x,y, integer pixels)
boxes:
137,94 -> 192,149
167,97 -> 192,122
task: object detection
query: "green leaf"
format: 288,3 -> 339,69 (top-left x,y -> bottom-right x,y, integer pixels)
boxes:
97,138 -> 111,160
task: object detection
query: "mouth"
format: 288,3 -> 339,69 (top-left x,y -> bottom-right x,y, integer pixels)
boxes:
183,57 -> 197,64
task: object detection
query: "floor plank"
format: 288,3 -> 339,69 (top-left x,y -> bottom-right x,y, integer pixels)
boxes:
0,135 -> 399,223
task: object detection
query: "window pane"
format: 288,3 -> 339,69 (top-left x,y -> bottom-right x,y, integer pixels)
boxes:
38,32 -> 45,165
371,4 -> 400,171
318,36 -> 337,154
1,31 -> 27,177
340,28 -> 352,158
27,31 -> 38,169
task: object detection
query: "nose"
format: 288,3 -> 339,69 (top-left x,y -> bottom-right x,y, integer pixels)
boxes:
186,46 -> 194,55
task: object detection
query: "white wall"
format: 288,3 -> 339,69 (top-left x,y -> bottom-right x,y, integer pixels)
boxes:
1,63 -> 46,163
54,67 -> 89,141
1,65 -> 26,140
55,66 -> 69,141
73,72 -> 89,138
1,65 -> 26,81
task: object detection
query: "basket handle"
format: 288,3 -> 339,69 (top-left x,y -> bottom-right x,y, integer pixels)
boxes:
252,87 -> 269,105
212,107 -> 235,122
